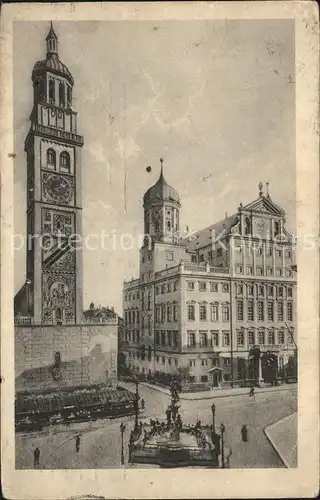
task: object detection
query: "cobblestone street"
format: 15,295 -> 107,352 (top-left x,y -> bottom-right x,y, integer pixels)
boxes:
16,385 -> 297,469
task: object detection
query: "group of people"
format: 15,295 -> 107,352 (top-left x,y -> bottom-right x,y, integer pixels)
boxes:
33,434 -> 81,468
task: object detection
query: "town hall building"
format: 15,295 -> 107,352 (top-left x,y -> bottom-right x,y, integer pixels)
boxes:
121,160 -> 297,388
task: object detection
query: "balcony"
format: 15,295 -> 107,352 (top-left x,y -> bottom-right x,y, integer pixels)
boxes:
123,277 -> 140,288
30,123 -> 84,146
183,264 -> 229,275
155,265 -> 180,279
182,343 -> 217,353
14,316 -> 33,325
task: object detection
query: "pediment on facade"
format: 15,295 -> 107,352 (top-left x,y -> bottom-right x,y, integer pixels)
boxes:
243,195 -> 285,217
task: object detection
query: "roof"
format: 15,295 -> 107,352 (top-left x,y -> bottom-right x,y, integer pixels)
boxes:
143,165 -> 180,206
32,54 -> 74,86
185,214 -> 238,251
83,306 -> 117,319
46,22 -> 58,41
242,193 -> 285,216
32,22 -> 74,85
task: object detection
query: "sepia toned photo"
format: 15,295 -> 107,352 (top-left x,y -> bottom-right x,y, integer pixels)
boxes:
1,2 -> 319,499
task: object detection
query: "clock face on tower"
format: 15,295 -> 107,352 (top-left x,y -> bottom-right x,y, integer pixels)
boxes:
42,172 -> 74,205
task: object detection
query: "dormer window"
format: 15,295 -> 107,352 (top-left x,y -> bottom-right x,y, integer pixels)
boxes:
47,148 -> 56,169
60,151 -> 71,173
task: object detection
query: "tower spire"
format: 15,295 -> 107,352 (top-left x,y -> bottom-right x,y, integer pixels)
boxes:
46,21 -> 58,55
160,157 -> 164,178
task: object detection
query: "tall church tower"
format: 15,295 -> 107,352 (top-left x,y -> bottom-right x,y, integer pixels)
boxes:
22,23 -> 84,325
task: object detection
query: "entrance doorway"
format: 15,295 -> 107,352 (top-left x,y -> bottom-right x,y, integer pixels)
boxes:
208,367 -> 222,387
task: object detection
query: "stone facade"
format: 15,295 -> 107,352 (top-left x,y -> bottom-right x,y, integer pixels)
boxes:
121,165 -> 297,387
15,321 -> 118,391
14,24 -> 118,394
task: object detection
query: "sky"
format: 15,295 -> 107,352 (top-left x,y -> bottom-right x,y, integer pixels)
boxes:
13,20 -> 295,315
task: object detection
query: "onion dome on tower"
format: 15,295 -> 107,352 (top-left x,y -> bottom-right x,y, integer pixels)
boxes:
143,158 -> 180,207
143,158 -> 181,244
32,22 -> 74,86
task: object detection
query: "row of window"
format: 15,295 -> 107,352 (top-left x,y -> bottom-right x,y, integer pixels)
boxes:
235,264 -> 293,277
46,149 -> 71,173
191,248 -> 224,263
155,330 -> 179,347
125,330 -> 140,343
236,283 -> 293,298
125,290 -> 140,302
234,243 -> 292,259
155,304 -> 179,323
237,300 -> 293,322
124,309 -> 140,325
187,303 -> 230,322
236,327 -> 294,347
127,356 -> 226,370
187,330 -> 230,348
156,281 -> 179,295
186,280 -> 229,292
36,78 -> 72,108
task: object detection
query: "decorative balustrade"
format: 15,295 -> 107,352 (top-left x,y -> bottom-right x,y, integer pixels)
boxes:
123,278 -> 140,288
183,264 -> 229,275
31,123 -> 84,146
14,316 -> 33,325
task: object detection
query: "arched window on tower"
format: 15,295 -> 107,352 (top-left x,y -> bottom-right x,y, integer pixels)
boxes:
49,79 -> 55,104
244,216 -> 251,235
59,82 -> 65,107
60,151 -> 71,173
67,86 -> 72,108
47,148 -> 56,169
39,79 -> 46,102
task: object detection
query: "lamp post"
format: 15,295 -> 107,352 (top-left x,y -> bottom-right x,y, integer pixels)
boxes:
220,423 -> 225,469
211,402 -> 216,433
134,376 -> 140,431
120,422 -> 126,465
26,279 -> 32,316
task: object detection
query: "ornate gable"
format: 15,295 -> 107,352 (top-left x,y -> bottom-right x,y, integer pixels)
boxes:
243,195 -> 285,217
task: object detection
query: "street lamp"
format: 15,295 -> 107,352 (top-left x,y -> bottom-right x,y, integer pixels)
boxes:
211,402 -> 216,433
26,279 -> 32,316
120,422 -> 126,465
133,376 -> 140,432
220,423 -> 226,469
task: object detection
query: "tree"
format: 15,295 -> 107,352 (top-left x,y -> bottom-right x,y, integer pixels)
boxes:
248,346 -> 261,386
177,366 -> 190,383
261,351 -> 278,385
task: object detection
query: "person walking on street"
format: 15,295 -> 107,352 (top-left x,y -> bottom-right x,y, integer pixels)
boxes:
241,425 -> 248,442
141,398 -> 145,410
249,386 -> 255,397
75,435 -> 81,453
34,447 -> 40,467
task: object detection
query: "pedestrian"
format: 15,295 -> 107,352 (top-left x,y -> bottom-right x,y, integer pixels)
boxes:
75,435 -> 80,452
249,386 -> 255,397
33,447 -> 40,467
141,398 -> 145,410
241,425 -> 248,442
